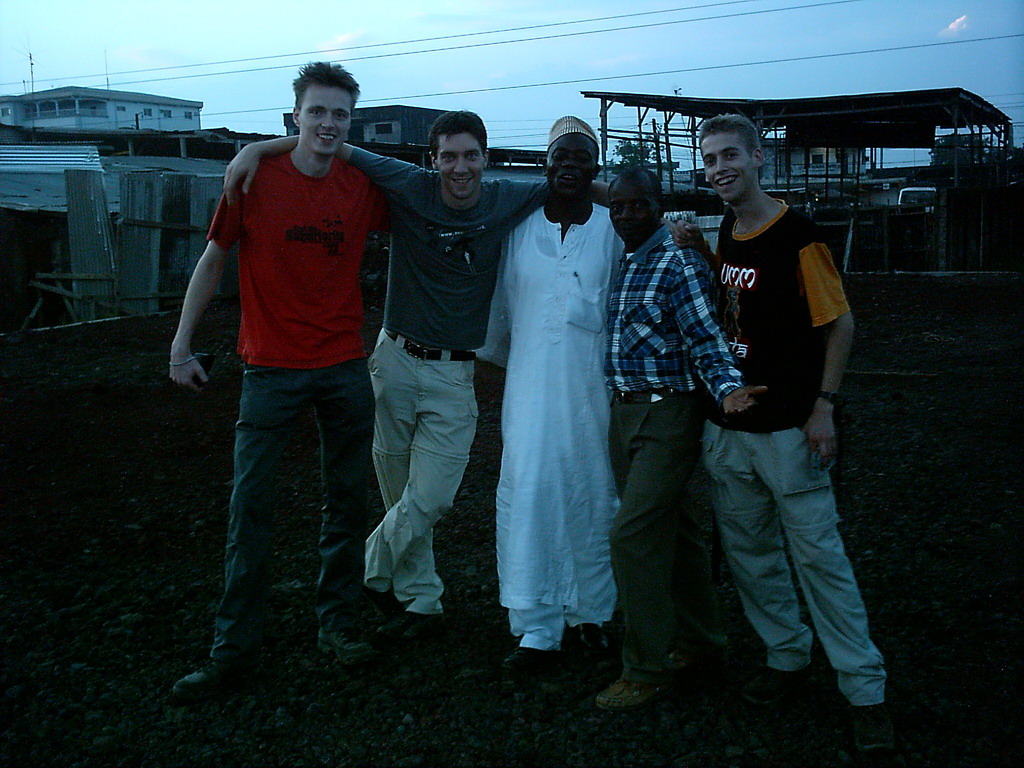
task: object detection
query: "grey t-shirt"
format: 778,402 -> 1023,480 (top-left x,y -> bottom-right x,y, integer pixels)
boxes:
349,147 -> 547,350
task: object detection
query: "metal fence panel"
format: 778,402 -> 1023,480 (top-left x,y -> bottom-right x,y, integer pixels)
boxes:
118,171 -> 163,314
64,169 -> 116,319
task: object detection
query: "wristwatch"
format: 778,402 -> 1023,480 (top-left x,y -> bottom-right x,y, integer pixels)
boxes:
817,390 -> 841,405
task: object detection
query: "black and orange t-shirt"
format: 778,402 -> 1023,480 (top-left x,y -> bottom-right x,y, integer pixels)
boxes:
710,203 -> 849,432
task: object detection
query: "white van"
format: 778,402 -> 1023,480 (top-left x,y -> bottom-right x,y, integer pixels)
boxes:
898,187 -> 937,211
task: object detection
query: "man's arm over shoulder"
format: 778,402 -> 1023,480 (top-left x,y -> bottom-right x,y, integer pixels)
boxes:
224,137 -> 362,202
347,146 -> 429,197
223,136 -> 300,202
492,177 -> 549,227
669,219 -> 717,268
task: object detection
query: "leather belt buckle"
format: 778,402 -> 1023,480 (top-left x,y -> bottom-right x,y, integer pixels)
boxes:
386,330 -> 475,362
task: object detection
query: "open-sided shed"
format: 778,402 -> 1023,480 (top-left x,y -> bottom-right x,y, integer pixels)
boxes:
583,87 -> 1019,272
582,87 -> 1013,195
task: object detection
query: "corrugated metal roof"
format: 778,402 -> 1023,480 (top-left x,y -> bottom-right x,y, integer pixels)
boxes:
0,144 -> 102,173
0,154 -> 226,213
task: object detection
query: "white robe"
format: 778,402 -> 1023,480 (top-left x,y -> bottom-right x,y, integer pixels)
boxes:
483,205 -> 620,615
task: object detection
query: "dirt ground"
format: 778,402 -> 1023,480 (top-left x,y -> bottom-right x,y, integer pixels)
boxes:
1,273 -> 1021,768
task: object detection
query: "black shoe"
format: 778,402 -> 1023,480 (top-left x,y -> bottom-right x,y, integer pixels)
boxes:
852,703 -> 895,753
502,646 -> 561,673
170,659 -> 252,702
363,585 -> 406,620
564,622 -> 611,654
317,629 -> 377,665
741,666 -> 810,706
376,611 -> 444,641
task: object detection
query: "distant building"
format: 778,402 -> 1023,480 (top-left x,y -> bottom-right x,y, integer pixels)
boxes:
284,104 -> 446,145
0,86 -> 202,132
350,105 -> 446,145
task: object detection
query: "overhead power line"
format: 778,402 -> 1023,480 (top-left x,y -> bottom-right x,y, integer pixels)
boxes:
1,0 -> 777,88
362,33 -> 1024,104
6,0 -> 868,91
200,34 -> 1024,119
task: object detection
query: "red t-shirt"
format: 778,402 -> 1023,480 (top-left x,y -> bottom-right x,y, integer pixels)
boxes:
208,154 -> 388,368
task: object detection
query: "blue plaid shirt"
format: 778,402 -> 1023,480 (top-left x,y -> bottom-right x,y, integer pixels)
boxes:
605,225 -> 744,404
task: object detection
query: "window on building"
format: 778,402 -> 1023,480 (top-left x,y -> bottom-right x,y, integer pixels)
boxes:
38,101 -> 57,115
375,122 -> 394,135
143,108 -> 153,117
811,153 -> 825,165
80,99 -> 107,117
116,105 -> 127,112
184,111 -> 193,119
1,107 -> 10,117
160,109 -> 172,118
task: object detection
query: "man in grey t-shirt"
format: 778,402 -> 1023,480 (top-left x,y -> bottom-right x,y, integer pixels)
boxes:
227,111 -> 547,638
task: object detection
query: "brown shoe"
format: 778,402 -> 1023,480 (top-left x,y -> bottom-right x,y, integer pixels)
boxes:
595,678 -> 671,711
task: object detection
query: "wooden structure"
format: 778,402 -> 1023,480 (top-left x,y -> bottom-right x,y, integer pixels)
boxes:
584,87 -> 1019,272
582,87 -> 1013,195
21,170 -> 227,329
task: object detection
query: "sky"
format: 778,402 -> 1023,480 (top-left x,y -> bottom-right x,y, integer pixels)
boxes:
2,0 -> 1022,164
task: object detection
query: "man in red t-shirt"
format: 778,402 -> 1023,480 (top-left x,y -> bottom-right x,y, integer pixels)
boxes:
168,62 -> 388,701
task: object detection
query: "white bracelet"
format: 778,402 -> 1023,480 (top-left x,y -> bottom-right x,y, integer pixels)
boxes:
169,355 -> 197,367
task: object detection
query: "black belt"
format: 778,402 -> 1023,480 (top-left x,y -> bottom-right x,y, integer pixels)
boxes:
386,330 -> 476,362
613,388 -> 688,403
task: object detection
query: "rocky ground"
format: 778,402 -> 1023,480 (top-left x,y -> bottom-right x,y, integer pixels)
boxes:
1,273 -> 1021,767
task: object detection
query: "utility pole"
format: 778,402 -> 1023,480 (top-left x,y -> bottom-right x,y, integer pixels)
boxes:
651,119 -> 663,185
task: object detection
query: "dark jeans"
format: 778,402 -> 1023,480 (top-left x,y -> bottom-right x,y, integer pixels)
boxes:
211,359 -> 374,661
608,393 -> 726,684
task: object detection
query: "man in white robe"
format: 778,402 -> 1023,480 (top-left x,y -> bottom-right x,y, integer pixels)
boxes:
481,117 -> 620,672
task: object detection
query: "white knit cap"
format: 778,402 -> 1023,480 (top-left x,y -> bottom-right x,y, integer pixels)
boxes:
547,116 -> 599,148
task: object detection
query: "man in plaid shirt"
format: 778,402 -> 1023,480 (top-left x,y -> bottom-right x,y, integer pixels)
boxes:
595,167 -> 764,711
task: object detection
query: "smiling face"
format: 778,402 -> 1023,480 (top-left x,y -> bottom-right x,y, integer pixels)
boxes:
292,84 -> 353,159
545,133 -> 599,201
431,131 -> 487,210
701,130 -> 764,205
608,176 -> 662,252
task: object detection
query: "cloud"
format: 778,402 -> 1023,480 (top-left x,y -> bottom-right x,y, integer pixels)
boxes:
939,15 -> 969,37
316,33 -> 365,53
111,45 -> 189,68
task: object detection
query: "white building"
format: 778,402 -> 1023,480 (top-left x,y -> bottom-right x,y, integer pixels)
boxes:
0,87 -> 202,132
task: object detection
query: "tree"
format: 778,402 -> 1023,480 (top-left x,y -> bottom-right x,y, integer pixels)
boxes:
611,139 -> 656,170
930,133 -> 999,167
